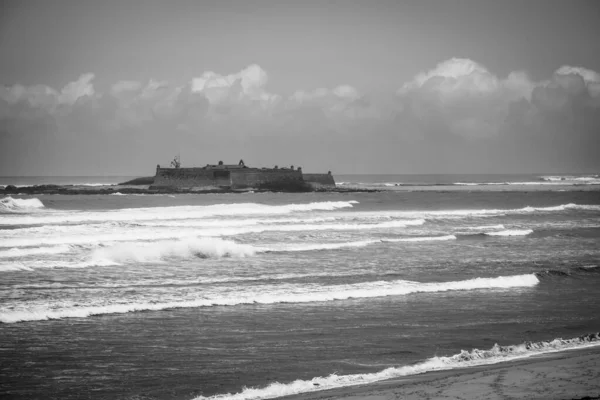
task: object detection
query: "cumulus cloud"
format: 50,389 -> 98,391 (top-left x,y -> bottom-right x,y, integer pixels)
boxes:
191,64 -> 280,110
396,58 -> 535,139
1,60 -> 599,174
288,84 -> 379,123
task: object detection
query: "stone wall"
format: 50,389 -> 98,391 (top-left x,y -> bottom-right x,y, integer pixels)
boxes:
151,168 -> 227,189
230,169 -> 303,188
303,173 -> 336,188
151,167 -> 304,190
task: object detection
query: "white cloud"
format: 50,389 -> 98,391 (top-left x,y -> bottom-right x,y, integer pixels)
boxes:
58,73 -> 95,105
190,64 -> 279,108
397,58 -> 538,138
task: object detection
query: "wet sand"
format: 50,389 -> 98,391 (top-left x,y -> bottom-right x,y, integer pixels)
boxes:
283,346 -> 600,400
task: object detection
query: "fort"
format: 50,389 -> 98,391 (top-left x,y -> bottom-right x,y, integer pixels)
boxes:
149,159 -> 336,191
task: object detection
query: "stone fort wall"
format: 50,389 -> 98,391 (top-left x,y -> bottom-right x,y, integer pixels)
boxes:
151,167 -> 305,189
302,173 -> 336,188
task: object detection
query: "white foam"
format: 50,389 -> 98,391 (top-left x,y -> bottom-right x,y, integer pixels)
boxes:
381,235 -> 457,242
0,245 -> 71,259
0,264 -> 34,272
0,274 -> 539,323
110,192 -> 125,196
0,218 -> 425,249
0,228 -> 197,248
0,196 -> 45,213
465,224 -> 505,230
192,333 -> 600,400
268,240 -> 381,252
486,229 -> 533,236
89,238 -> 257,265
0,200 -> 359,226
564,203 -> 600,211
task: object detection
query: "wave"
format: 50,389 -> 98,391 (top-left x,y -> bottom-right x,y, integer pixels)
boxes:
268,235 -> 456,252
0,245 -> 71,259
381,235 -> 457,243
139,219 -> 425,233
456,180 -> 600,186
90,238 -> 257,265
192,333 -> 600,400
535,269 -> 571,279
2,202 -> 598,228
266,240 -> 381,252
576,265 -> 600,273
0,274 -> 538,323
0,200 -> 359,226
540,175 -> 600,183
0,196 -> 45,213
362,203 -> 600,220
88,234 -> 446,265
535,265 -> 600,278
0,264 -> 34,272
1,234 -> 459,270
465,224 -> 505,230
485,229 -> 533,237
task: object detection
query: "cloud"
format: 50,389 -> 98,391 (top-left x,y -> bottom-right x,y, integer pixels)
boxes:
191,64 -> 280,110
287,84 -> 380,124
397,58 -> 535,139
1,60 -> 599,174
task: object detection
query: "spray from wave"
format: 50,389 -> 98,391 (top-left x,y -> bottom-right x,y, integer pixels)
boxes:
90,238 -> 256,265
0,196 -> 45,213
192,333 -> 600,400
485,229 -> 533,237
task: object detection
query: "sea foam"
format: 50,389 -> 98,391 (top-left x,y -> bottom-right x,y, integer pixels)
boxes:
191,333 -> 600,400
0,274 -> 539,323
381,235 -> 457,243
0,245 -> 71,259
485,229 -> 533,236
90,238 -> 257,264
0,200 -> 359,226
0,196 -> 45,213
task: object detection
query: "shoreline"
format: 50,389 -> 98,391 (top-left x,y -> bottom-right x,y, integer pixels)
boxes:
1,183 -> 599,196
278,346 -> 600,400
0,184 -> 379,195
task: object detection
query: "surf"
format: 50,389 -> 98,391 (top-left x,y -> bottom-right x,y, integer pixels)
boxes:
0,274 -> 539,323
191,333 -> 600,400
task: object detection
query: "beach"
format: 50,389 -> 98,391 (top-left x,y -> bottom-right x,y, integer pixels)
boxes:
284,346 -> 600,400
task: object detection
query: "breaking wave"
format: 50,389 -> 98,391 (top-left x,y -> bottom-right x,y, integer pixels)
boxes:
465,224 -> 505,230
0,245 -> 71,259
0,200 -> 359,225
90,238 -> 257,265
192,333 -> 600,400
381,235 -> 457,243
139,219 -> 426,234
0,274 -> 538,323
0,196 -> 45,213
485,229 -> 533,237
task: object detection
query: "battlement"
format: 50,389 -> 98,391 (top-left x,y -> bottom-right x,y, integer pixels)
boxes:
150,160 -> 333,191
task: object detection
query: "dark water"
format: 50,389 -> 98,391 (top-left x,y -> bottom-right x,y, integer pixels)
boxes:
1,177 -> 600,399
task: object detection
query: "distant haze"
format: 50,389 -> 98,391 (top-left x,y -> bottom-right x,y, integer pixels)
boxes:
1,0 -> 599,176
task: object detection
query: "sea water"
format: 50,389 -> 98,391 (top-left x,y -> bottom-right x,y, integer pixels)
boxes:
1,174 -> 600,399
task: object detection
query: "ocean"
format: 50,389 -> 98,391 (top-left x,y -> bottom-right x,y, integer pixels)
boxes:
1,174 -> 600,399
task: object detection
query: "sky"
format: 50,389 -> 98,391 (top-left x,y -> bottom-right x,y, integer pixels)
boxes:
1,0 -> 599,176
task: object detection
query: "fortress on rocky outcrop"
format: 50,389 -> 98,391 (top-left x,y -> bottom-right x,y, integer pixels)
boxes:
150,159 -> 335,190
